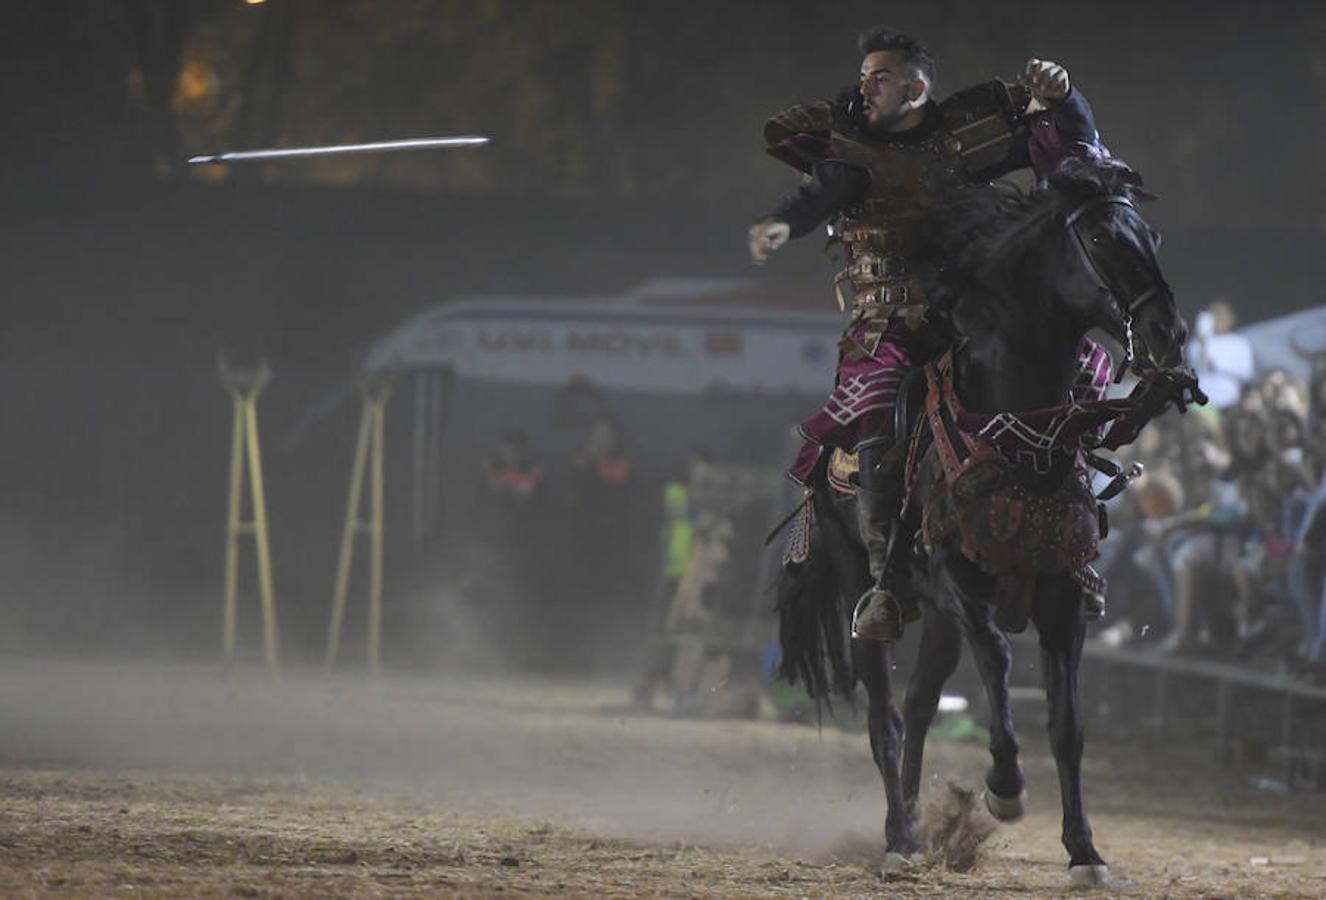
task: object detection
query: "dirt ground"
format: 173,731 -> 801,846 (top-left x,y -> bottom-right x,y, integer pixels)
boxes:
1,659 -> 1324,898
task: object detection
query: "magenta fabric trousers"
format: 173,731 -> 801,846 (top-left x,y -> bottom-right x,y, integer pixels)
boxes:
788,318 -> 912,485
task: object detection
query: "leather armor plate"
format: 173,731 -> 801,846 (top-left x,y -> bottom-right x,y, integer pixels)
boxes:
938,80 -> 1033,182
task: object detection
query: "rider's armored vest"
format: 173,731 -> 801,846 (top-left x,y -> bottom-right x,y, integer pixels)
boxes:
765,81 -> 1033,324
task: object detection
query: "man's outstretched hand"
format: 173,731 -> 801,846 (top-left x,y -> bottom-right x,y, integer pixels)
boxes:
1019,58 -> 1071,101
748,219 -> 791,264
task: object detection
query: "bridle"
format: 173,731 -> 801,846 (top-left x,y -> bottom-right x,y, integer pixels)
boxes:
1064,194 -> 1168,379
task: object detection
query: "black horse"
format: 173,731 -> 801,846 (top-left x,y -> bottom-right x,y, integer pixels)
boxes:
777,158 -> 1197,886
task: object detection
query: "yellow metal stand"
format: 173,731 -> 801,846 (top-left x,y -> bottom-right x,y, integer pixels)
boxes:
220,357 -> 279,673
325,374 -> 392,673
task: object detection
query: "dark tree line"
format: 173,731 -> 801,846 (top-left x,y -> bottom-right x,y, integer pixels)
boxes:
4,0 -> 1325,230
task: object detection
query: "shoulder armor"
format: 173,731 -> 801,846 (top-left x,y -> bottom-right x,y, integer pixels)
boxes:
938,80 -> 1033,181
763,101 -> 835,147
763,101 -> 845,174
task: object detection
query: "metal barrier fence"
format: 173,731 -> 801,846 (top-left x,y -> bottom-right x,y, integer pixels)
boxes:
1009,634 -> 1326,791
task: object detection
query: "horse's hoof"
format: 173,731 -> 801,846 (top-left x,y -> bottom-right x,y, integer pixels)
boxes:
1069,864 -> 1110,887
983,788 -> 1026,822
881,851 -> 913,873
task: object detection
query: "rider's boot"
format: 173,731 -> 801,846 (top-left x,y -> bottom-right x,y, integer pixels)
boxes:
851,443 -> 913,642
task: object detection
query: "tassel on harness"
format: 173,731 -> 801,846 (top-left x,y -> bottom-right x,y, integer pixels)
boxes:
765,491 -> 813,547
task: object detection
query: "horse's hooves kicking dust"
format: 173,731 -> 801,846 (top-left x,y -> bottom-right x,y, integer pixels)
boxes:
881,850 -> 914,873
922,781 -> 996,873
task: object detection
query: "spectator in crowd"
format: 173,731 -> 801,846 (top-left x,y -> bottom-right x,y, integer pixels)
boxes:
1292,353 -> 1326,675
481,427 -> 544,521
1232,397 -> 1312,656
1094,468 -> 1182,644
1292,476 -> 1326,672
477,427 -> 546,570
1185,300 -> 1255,409
470,427 -> 548,653
567,414 -> 634,603
1153,465 -> 1249,655
1299,348 -> 1326,475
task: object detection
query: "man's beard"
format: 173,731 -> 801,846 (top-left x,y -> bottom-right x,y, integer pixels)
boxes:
865,102 -> 924,136
865,107 -> 904,134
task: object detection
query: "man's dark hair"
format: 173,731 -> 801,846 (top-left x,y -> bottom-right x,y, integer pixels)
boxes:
857,27 -> 935,85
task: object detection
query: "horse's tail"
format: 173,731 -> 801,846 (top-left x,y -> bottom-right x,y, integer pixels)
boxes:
775,493 -> 855,705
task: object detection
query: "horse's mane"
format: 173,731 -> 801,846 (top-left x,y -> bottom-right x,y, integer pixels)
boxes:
922,155 -> 1146,305
1050,154 -> 1146,200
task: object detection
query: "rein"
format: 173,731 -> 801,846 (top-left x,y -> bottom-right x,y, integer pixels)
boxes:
902,347 -> 1198,518
1063,193 -> 1167,380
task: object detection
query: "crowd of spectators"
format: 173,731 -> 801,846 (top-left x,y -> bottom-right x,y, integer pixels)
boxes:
1096,303 -> 1326,681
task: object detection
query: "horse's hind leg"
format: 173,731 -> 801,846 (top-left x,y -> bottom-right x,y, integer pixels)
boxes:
900,606 -> 963,816
939,557 -> 1025,819
1033,573 -> 1108,883
853,638 -> 920,859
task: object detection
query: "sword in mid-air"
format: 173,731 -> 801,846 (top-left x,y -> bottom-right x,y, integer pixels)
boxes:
187,135 -> 489,165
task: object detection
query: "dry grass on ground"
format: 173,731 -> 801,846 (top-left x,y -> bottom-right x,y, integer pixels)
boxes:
0,661 -> 1323,897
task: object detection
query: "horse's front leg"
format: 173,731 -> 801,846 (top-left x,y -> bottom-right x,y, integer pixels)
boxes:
900,605 -> 963,814
938,554 -> 1025,819
1034,573 -> 1108,885
852,637 -> 919,861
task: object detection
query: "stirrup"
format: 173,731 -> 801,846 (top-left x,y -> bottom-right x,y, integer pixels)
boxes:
851,588 -> 904,641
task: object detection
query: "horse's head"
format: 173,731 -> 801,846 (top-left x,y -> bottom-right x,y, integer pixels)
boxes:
1049,159 -> 1188,374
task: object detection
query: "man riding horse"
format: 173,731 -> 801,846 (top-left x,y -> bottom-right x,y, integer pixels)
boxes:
749,27 -> 1106,641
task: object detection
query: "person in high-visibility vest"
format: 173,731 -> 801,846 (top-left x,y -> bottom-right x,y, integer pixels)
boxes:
660,482 -> 695,588
632,477 -> 697,708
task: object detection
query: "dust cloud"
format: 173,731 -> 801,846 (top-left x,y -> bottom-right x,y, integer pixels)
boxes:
0,656 -> 906,853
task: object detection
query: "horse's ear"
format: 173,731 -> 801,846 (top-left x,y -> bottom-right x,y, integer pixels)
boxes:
1100,157 -> 1156,200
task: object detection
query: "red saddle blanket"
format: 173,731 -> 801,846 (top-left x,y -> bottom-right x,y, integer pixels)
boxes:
910,350 -> 1107,576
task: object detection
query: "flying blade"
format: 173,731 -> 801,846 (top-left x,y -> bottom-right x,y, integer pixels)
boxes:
188,135 -> 490,165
